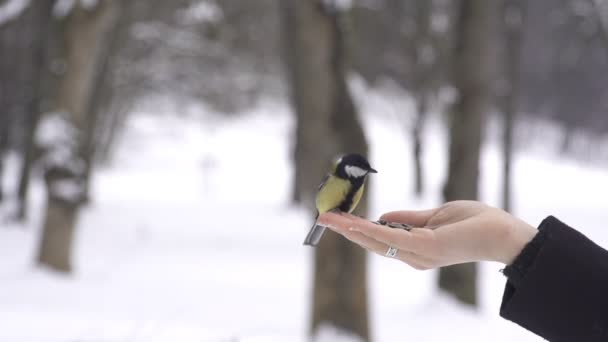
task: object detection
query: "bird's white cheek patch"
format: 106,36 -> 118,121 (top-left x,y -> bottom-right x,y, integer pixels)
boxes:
345,165 -> 367,178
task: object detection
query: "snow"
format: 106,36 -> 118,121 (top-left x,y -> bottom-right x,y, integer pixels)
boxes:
1,88 -> 608,342
35,112 -> 85,189
314,324 -> 364,342
49,179 -> 85,203
53,0 -> 99,18
35,112 -> 78,150
431,13 -> 450,33
0,0 -> 30,25
319,0 -> 354,14
53,0 -> 76,17
177,0 -> 223,25
323,0 -> 353,12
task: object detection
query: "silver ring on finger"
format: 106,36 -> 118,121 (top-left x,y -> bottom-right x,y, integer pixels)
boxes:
385,246 -> 398,258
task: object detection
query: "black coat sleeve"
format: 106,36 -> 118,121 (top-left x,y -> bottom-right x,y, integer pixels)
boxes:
500,216 -> 608,341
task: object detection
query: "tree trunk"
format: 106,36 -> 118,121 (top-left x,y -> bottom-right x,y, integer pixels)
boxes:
37,191 -> 78,272
9,0 -> 54,220
0,34 -> 11,203
15,112 -> 40,220
412,102 -> 424,197
80,0 -> 124,204
37,0 -> 119,272
0,0 -> 56,218
0,2 -> 28,205
439,0 -> 500,306
283,1 -> 337,206
0,120 -> 7,203
502,98 -> 514,212
592,0 -> 608,48
281,0 -> 370,339
410,0 -> 433,198
501,0 -> 525,213
90,0 -> 140,165
95,101 -> 130,163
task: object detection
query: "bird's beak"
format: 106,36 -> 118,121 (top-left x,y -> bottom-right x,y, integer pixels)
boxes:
368,167 -> 378,174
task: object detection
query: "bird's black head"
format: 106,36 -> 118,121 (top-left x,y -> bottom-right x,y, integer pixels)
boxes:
333,153 -> 377,180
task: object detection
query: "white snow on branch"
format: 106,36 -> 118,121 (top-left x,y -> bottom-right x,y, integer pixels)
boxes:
431,13 -> 450,33
0,0 -> 30,25
49,178 -> 86,203
177,0 -> 223,25
53,0 -> 99,18
53,0 -> 75,17
36,113 -> 86,203
35,112 -> 84,174
35,112 -> 77,150
322,0 -> 353,13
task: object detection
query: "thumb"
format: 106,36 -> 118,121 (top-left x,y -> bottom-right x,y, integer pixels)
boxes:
380,208 -> 439,227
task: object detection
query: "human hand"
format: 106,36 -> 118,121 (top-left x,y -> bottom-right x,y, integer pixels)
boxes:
317,201 -> 538,269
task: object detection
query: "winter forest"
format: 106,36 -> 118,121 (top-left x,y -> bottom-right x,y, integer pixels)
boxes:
1,0 -> 608,341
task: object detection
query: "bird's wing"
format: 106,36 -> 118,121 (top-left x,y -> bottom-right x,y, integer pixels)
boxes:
317,173 -> 330,191
316,174 -> 350,214
348,183 -> 365,213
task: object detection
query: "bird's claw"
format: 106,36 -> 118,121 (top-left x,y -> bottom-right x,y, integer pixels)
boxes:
329,208 -> 343,215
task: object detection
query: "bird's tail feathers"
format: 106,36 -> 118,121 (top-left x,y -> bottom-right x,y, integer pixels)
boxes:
303,217 -> 326,246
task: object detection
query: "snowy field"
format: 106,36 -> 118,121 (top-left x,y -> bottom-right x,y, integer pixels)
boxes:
1,90 -> 607,342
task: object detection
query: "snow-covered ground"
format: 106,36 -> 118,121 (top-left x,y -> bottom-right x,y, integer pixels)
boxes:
1,92 -> 607,342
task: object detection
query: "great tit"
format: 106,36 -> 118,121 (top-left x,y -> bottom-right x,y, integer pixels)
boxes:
303,153 -> 377,246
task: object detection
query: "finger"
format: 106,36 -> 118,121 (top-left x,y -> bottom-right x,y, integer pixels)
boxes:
339,212 -> 378,226
380,208 -> 439,227
350,219 -> 423,254
341,229 -> 434,269
317,212 -> 355,233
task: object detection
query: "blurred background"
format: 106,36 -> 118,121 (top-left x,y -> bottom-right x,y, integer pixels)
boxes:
1,0 -> 608,341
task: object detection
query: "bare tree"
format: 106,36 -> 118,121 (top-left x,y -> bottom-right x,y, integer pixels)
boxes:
409,1 -> 434,197
440,0 -> 501,306
500,0 -> 526,212
12,0 -> 56,220
37,0 -> 120,272
281,0 -> 370,339
592,0 -> 608,47
0,0 -> 55,215
79,0 -> 128,203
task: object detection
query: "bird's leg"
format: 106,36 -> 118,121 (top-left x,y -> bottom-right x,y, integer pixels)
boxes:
329,208 -> 343,215
347,212 -> 368,221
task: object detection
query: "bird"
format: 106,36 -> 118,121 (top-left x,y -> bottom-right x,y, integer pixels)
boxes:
303,153 -> 377,246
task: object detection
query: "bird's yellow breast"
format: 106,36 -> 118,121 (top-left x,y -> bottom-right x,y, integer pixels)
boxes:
315,174 -> 364,214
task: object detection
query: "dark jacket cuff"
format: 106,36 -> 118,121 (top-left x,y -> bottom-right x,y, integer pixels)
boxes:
499,216 -> 608,341
502,223 -> 546,288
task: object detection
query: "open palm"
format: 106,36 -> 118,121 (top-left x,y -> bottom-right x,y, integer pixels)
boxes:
317,201 -> 537,269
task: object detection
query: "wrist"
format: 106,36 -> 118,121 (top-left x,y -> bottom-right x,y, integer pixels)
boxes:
499,218 -> 538,265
